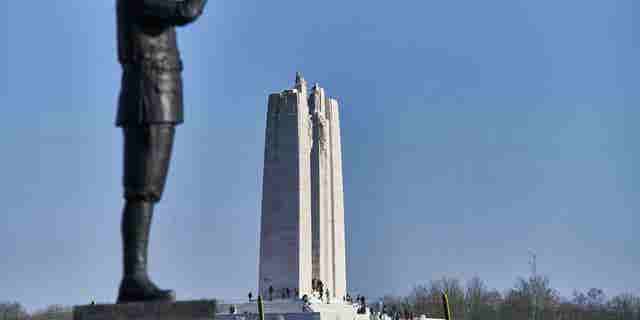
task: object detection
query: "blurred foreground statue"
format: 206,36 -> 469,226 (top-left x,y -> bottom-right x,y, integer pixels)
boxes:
115,0 -> 207,303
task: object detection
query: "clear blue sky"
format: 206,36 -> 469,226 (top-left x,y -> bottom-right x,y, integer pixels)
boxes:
1,0 -> 637,312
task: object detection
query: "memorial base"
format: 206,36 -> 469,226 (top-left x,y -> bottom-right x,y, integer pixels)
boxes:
215,300 -> 368,320
73,300 -> 216,320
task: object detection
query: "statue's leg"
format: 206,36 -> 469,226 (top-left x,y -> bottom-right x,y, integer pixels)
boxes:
118,124 -> 176,303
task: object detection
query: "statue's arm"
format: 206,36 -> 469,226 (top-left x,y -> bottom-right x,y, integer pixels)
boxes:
139,0 -> 207,26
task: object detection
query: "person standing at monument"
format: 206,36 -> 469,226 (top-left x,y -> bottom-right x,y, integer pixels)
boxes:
115,0 -> 207,303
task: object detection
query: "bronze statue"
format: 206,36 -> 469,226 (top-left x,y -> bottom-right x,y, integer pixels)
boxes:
115,0 -> 207,303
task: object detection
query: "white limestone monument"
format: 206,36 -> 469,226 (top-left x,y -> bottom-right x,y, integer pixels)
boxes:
259,73 -> 347,301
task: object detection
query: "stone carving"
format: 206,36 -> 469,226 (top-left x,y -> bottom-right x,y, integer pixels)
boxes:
316,117 -> 328,153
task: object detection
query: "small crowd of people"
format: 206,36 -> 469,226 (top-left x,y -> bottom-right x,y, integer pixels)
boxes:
344,293 -> 366,305
311,278 -> 331,302
248,286 -> 300,302
349,294 -> 367,314
245,283 -> 370,314
368,303 -> 423,320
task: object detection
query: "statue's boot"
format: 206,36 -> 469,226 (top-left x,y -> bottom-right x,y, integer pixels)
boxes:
117,200 -> 175,303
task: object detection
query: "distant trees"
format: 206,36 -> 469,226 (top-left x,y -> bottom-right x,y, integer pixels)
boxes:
567,288 -> 608,320
0,304 -> 71,320
0,302 -> 28,320
375,276 -> 640,320
439,277 -> 466,320
3,281 -> 640,320
29,305 -> 72,320
608,293 -> 638,320
405,277 -> 464,319
499,275 -> 561,320
465,277 -> 500,320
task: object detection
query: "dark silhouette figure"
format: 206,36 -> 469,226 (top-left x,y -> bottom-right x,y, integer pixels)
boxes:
318,280 -> 324,298
269,286 -> 274,301
248,292 -> 253,302
115,0 -> 207,304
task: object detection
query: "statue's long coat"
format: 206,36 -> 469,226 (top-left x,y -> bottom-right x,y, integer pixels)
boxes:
116,0 -> 206,126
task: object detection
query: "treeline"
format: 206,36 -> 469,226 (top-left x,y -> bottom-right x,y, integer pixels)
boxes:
2,276 -> 639,320
378,276 -> 640,320
0,303 -> 71,320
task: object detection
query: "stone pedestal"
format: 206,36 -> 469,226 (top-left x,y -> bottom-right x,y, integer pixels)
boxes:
73,300 -> 216,320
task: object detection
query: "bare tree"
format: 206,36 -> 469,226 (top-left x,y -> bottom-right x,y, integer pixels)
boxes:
0,302 -> 28,320
500,276 -> 559,320
465,277 -> 500,320
29,305 -> 72,320
609,293 -> 636,320
382,276 -> 639,320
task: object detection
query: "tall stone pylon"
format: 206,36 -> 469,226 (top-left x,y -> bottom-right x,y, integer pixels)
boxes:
259,73 -> 313,298
309,83 -> 346,300
259,73 -> 346,300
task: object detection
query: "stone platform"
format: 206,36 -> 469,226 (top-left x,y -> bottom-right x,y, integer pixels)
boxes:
215,299 -> 368,320
73,300 -> 216,320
